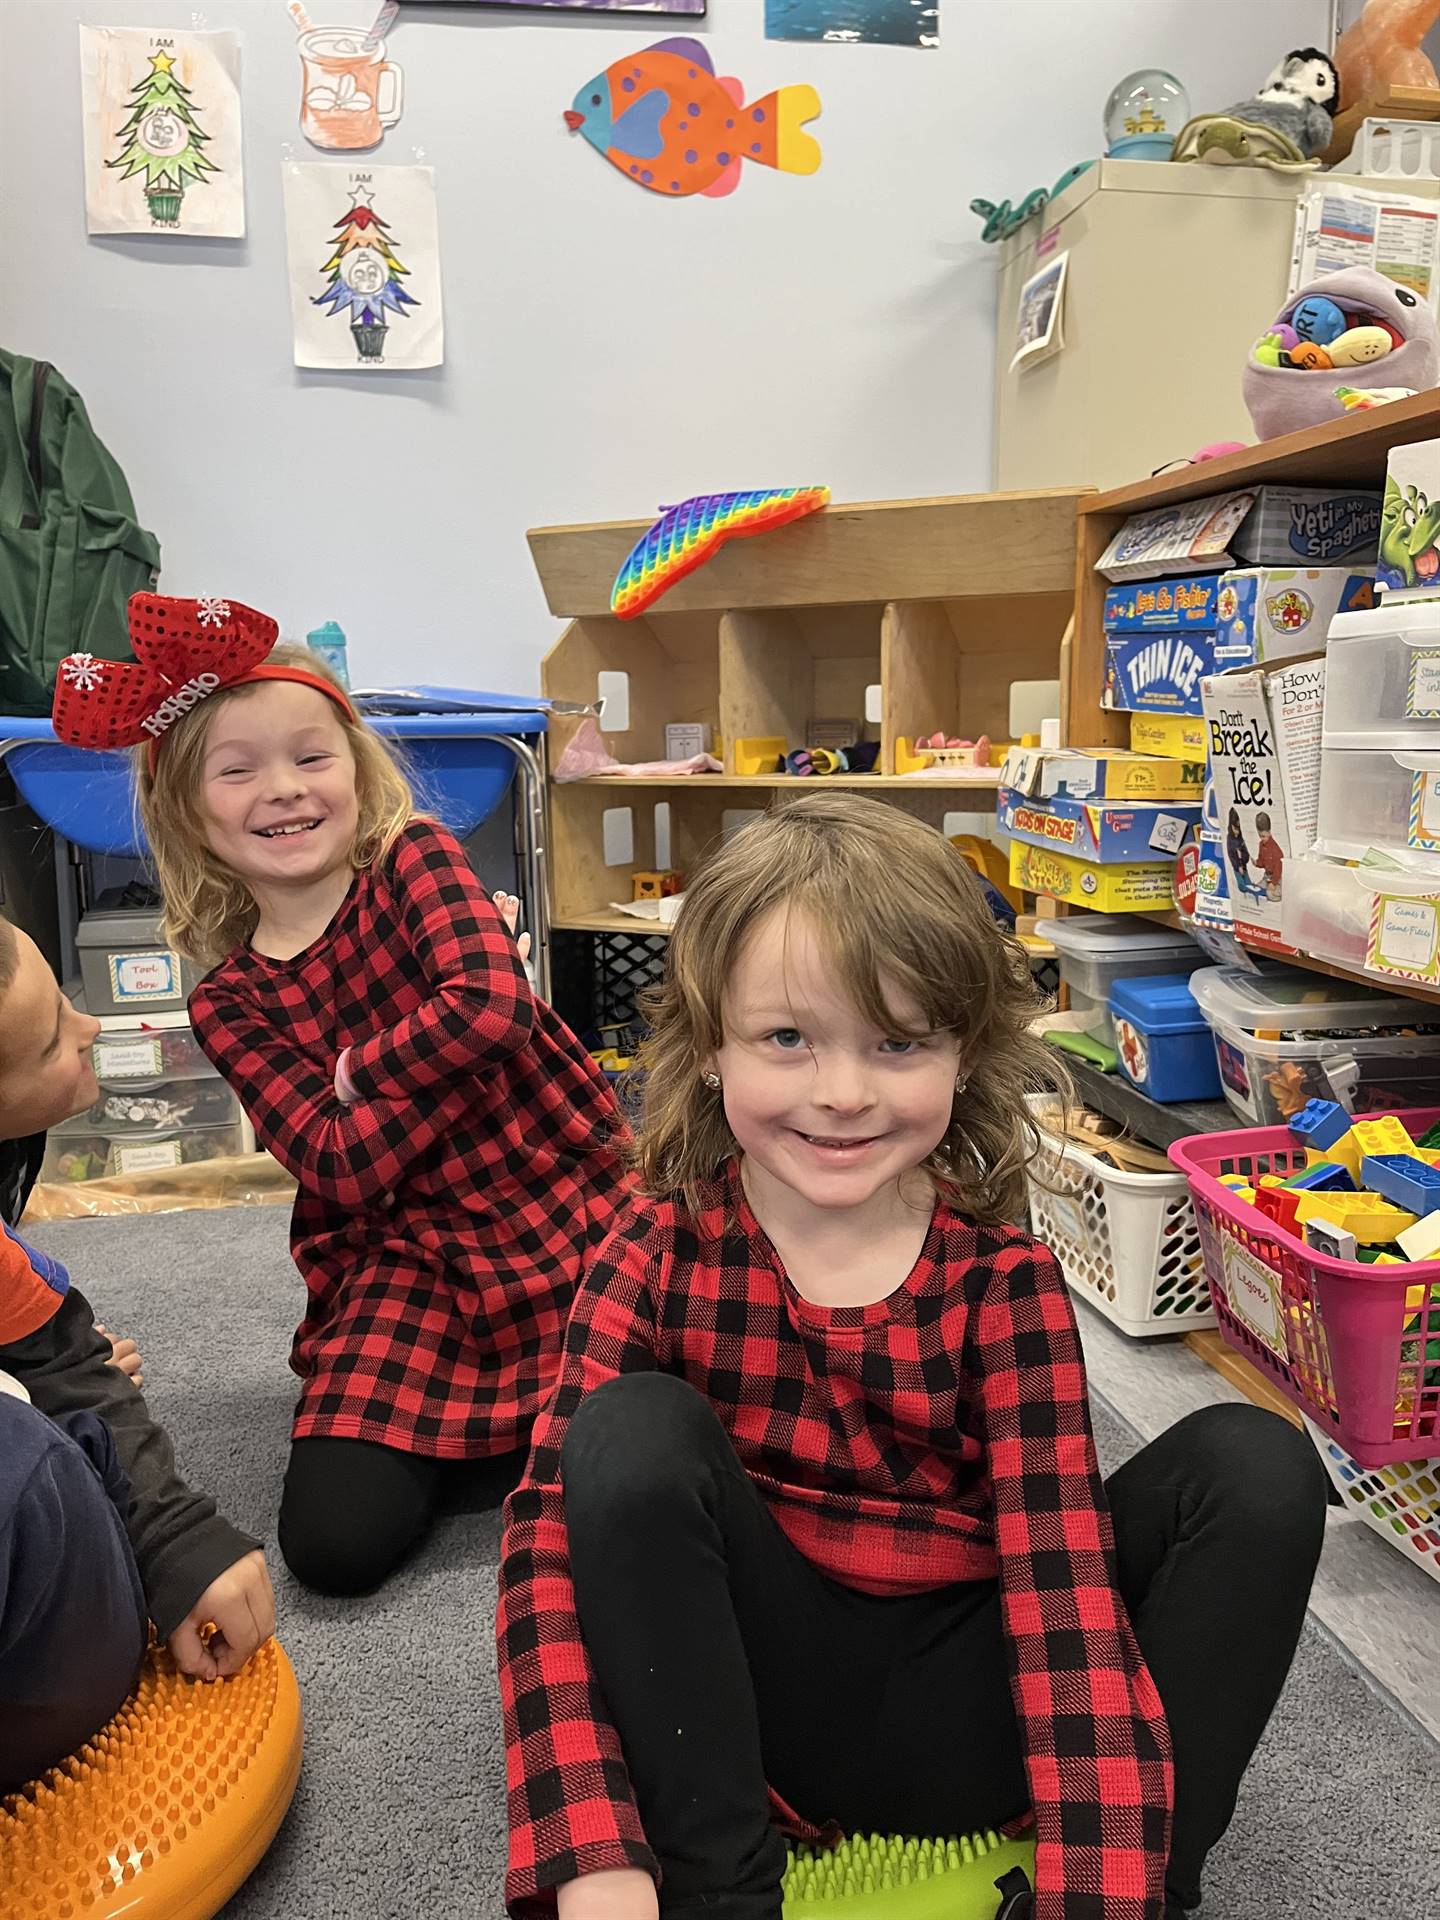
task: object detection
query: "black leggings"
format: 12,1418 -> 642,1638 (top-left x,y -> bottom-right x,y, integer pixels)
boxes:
279,1437 -> 525,1595
561,1374 -> 1327,1920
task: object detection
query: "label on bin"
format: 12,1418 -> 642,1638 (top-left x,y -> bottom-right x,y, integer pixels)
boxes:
108,951 -> 180,1003
1220,1238 -> 1289,1361
1407,649 -> 1440,721
94,1037 -> 164,1080
1366,890 -> 1440,986
113,1139 -> 183,1175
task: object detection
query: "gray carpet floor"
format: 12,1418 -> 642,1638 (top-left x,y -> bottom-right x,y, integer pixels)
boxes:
25,1204 -> 1440,1920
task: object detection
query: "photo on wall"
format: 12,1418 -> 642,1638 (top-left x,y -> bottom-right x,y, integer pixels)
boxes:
765,0 -> 936,50
282,163 -> 444,371
80,25 -> 246,236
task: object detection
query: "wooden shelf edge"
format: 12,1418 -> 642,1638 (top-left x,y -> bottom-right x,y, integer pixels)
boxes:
553,773 -> 1003,792
1182,1331 -> 1305,1431
1081,389 -> 1440,519
529,487 -> 1092,543
553,912 -> 676,937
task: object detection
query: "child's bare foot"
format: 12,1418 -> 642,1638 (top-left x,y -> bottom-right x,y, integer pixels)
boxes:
493,891 -> 532,965
96,1324 -> 144,1389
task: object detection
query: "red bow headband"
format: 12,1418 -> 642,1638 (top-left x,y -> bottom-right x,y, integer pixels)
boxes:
51,593 -> 355,763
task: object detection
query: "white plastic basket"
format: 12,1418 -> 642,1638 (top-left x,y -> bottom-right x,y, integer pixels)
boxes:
1026,1119 -> 1215,1337
1336,117 -> 1440,181
1305,1419 -> 1440,1588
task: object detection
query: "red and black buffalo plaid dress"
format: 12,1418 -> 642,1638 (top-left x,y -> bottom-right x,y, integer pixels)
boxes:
190,817 -> 628,1458
498,1166 -> 1172,1920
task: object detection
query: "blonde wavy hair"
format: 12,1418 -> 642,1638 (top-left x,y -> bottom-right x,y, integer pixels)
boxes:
633,790 -> 1069,1227
136,642 -> 415,966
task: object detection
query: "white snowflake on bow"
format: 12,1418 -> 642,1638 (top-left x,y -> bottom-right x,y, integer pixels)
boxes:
61,654 -> 105,693
196,597 -> 232,628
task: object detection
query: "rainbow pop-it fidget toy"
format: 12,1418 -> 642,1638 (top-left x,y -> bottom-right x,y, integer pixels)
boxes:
611,487 -> 830,619
782,1828 -> 1037,1920
0,1638 -> 302,1919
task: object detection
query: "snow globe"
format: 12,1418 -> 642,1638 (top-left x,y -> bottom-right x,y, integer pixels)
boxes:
1104,70 -> 1190,160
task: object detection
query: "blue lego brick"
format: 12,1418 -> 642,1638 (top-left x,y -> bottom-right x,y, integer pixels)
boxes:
1287,1100 -> 1352,1152
1360,1154 -> 1440,1217
1280,1161 -> 1356,1194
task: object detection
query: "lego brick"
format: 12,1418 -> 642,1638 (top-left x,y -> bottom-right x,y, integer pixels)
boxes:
1303,1216 -> 1358,1263
1397,1211 -> 1440,1263
1253,1185 -> 1300,1232
1301,1194 -> 1418,1244
1280,1161 -> 1355,1193
1360,1154 -> 1440,1217
1419,1119 -> 1440,1151
1350,1118 -> 1417,1159
1288,1100 -> 1353,1152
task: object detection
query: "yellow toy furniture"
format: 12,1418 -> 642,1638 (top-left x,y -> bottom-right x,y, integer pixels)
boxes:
0,1638 -> 302,1919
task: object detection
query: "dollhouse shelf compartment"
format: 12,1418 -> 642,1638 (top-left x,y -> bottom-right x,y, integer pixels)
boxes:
529,489 -> 1085,932
1070,392 -> 1440,1009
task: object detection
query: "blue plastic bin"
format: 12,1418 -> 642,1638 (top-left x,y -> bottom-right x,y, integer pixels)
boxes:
1109,973 -> 1223,1104
0,694 -> 546,859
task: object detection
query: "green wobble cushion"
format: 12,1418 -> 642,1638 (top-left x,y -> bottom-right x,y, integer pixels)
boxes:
783,1830 -> 1038,1920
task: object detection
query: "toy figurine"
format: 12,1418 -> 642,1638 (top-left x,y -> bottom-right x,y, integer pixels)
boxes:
1171,48 -> 1340,170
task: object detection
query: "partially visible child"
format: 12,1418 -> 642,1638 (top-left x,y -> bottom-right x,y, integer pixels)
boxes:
0,916 -> 273,1794
55,594 -> 628,1597
1254,812 -> 1285,898
1225,806 -> 1251,887
497,792 -> 1327,1920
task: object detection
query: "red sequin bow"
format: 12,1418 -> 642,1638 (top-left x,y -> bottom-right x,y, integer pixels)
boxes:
51,593 -> 280,751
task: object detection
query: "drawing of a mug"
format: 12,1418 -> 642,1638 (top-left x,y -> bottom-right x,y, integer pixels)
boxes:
299,28 -> 403,152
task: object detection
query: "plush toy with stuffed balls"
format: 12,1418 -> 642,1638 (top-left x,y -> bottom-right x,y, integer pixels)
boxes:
1243,265 -> 1439,440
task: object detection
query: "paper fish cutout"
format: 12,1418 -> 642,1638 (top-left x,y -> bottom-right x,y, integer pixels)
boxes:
565,38 -> 820,199
611,488 -> 830,619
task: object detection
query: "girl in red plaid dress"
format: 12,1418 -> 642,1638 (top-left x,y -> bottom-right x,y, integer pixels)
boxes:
497,792 -> 1326,1920
64,600 -> 632,1597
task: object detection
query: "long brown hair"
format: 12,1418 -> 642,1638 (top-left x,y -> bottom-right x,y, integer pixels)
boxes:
633,791 -> 1068,1226
136,642 -> 415,966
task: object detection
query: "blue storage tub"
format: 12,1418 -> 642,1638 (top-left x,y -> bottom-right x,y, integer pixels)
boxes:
1109,973 -> 1223,1103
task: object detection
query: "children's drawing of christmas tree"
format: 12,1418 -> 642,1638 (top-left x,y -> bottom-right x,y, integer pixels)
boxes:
107,49 -> 219,227
313,185 -> 420,364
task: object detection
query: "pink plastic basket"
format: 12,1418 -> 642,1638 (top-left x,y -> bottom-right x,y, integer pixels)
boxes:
1169,1110 -> 1440,1468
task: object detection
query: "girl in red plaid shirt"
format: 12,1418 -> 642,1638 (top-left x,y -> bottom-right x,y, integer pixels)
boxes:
498,793 -> 1326,1920
133,634 -> 627,1597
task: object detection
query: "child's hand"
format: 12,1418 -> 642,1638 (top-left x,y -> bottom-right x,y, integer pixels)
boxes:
493,890 -> 532,966
97,1324 -> 144,1389
168,1549 -> 276,1682
556,1869 -> 657,1920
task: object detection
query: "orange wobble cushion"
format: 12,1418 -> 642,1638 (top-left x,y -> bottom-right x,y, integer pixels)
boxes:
0,1638 -> 302,1920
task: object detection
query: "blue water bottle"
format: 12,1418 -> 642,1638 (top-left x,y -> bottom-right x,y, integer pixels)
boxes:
306,621 -> 350,690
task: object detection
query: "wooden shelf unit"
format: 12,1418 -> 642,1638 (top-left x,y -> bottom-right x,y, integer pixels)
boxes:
1068,394 -> 1440,1005
531,490 -> 1085,931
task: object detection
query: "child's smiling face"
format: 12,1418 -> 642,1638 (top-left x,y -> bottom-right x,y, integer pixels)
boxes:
198,680 -> 361,898
711,905 -> 962,1222
0,930 -> 101,1139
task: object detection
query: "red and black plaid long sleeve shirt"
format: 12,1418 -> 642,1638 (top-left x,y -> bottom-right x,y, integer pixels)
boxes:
498,1166 -> 1172,1920
190,817 -> 628,1458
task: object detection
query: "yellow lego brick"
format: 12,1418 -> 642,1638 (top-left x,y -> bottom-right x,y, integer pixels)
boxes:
1397,1212 -> 1440,1263
1375,1254 -> 1404,1266
1308,1137 -> 1362,1177
1350,1118 -> 1416,1159
1258,1174 -> 1284,1189
1299,1194 -> 1418,1244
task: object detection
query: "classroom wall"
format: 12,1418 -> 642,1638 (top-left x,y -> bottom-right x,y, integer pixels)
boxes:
1,0 -> 1327,692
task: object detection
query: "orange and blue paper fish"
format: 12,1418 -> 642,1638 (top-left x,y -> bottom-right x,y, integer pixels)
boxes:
565,38 -> 821,198
612,488 -> 831,619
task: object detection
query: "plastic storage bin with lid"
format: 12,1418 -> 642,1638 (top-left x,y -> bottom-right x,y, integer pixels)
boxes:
1323,599 -> 1440,744
1110,975 -> 1223,1103
1188,964 -> 1440,1123
1044,914 -> 1202,1043
1313,737 -> 1440,861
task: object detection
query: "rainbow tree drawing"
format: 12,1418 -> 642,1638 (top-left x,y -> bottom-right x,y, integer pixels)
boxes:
313,184 -> 420,363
